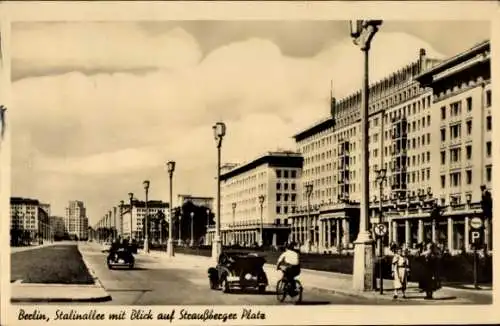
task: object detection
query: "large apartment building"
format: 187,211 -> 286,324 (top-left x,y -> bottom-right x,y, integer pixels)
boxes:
50,216 -> 66,238
65,200 -> 89,240
10,197 -> 51,244
207,151 -> 303,247
288,41 -> 492,254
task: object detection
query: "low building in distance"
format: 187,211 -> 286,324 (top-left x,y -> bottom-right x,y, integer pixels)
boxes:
120,199 -> 169,243
207,150 -> 303,247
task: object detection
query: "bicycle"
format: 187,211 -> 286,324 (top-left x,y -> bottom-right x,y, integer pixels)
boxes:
276,273 -> 303,303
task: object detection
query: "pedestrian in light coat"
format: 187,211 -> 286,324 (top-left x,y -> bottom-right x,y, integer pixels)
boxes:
392,246 -> 410,299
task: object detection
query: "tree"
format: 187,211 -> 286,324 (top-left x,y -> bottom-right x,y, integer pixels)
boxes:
178,201 -> 213,243
481,188 -> 492,219
430,203 -> 443,221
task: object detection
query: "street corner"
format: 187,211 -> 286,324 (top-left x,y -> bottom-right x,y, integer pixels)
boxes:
10,283 -> 112,303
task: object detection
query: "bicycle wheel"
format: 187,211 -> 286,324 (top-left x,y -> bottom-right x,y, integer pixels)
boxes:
276,280 -> 286,302
291,280 -> 303,304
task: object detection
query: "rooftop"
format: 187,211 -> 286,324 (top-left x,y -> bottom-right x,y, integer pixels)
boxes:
10,197 -> 40,205
416,40 -> 489,85
221,150 -> 303,181
292,48 -> 444,142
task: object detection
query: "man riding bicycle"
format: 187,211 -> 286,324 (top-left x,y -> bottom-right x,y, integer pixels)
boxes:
276,242 -> 301,294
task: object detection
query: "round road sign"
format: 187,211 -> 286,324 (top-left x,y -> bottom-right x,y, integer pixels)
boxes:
470,217 -> 483,229
374,223 -> 388,237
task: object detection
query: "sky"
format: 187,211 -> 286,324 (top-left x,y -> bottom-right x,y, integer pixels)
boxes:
10,20 -> 490,225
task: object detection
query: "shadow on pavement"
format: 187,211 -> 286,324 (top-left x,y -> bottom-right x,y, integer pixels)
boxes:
224,289 -> 276,296
403,295 -> 457,300
108,267 -> 149,271
295,300 -> 331,305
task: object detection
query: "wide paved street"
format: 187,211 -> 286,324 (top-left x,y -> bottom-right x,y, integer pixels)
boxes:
82,244 -> 375,305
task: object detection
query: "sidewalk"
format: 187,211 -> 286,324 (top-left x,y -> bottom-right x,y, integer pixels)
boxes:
144,250 -> 492,304
10,242 -> 111,303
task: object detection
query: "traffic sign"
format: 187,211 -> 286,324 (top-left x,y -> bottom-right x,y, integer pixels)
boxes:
470,217 -> 483,229
373,223 -> 388,237
469,229 -> 484,245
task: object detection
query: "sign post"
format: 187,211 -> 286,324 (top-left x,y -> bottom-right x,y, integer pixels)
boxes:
469,217 -> 484,289
373,223 -> 388,295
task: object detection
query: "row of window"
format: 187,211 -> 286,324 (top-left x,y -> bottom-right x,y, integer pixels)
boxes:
307,122 -> 491,176
276,205 -> 297,214
276,182 -> 297,191
301,165 -> 492,203
440,166 -> 492,188
440,91 -> 492,121
303,90 -> 492,165
276,169 -> 298,179
276,193 -> 297,202
440,142 -> 492,165
307,131 -> 433,168
440,116 -> 492,142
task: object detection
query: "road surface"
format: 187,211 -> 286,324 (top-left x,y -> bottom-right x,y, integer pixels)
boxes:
82,244 -> 374,305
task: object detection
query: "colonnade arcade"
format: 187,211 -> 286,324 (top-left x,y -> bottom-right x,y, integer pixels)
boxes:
287,199 -> 492,254
288,203 -> 360,253
206,224 -> 291,247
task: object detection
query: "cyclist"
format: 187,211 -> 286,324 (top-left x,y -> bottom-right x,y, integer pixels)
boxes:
276,242 -> 301,295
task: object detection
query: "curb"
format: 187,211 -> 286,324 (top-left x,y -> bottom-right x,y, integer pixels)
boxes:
10,244 -> 112,304
10,296 -> 112,303
78,244 -> 112,302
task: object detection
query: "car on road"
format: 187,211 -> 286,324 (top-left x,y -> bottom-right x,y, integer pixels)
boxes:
107,246 -> 135,269
208,251 -> 268,293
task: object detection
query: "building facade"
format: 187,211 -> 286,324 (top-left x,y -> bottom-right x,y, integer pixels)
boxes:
415,40 -> 492,252
10,197 -> 52,244
120,200 -> 169,242
65,200 -> 89,240
207,151 -> 303,247
50,216 -> 66,238
288,41 -> 492,254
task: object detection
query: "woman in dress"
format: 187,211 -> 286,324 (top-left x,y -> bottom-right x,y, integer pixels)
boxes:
392,246 -> 410,299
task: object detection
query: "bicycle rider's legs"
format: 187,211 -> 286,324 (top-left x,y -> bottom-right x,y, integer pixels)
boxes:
285,265 -> 300,291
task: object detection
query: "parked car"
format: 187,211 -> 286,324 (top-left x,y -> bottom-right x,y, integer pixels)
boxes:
107,245 -> 135,269
208,251 -> 268,293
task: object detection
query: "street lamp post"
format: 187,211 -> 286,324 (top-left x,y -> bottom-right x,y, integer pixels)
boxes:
178,210 -> 183,246
119,200 -> 124,239
212,121 -> 226,261
143,180 -> 150,253
206,209 -> 211,245
258,195 -> 265,247
159,212 -> 163,245
128,192 -> 134,241
232,202 -> 237,245
375,168 -> 387,294
349,19 -> 382,291
166,161 -> 176,257
305,184 -> 313,253
109,210 -> 113,242
190,212 -> 195,247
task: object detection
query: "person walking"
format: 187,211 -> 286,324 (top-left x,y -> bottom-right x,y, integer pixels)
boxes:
419,242 -> 440,299
392,246 -> 410,299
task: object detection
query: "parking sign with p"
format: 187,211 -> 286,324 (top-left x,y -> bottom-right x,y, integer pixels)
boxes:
469,217 -> 484,246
